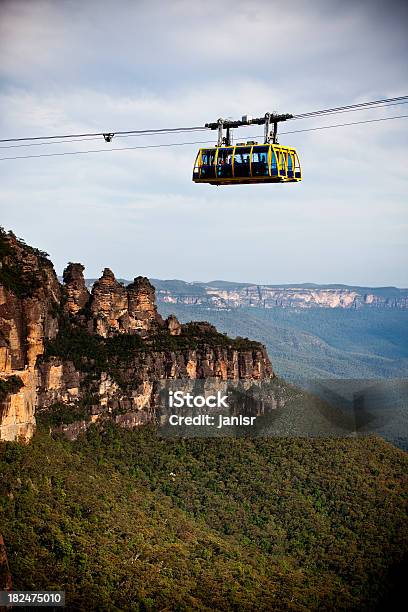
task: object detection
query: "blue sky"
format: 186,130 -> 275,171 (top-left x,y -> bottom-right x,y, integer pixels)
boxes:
0,0 -> 407,286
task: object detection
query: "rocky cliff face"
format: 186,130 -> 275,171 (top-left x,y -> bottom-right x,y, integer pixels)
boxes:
37,341 -> 273,440
0,230 -> 273,442
0,230 -> 60,441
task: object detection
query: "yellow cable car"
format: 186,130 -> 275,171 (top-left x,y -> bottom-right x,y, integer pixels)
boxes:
192,112 -> 302,186
192,143 -> 301,185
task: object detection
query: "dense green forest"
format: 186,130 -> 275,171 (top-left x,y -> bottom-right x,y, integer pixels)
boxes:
1,424 -> 407,610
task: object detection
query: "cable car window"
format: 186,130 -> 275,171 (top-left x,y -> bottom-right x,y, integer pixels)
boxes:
201,149 -> 216,179
294,154 -> 301,179
233,146 -> 251,178
252,146 -> 269,176
278,151 -> 286,172
193,152 -> 200,180
287,154 -> 294,177
271,151 -> 278,175
216,148 -> 233,178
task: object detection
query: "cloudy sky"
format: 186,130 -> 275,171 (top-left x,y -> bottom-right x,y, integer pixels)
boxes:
0,0 -> 407,286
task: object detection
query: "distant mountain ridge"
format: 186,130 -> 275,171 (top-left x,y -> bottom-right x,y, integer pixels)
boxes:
81,278 -> 408,310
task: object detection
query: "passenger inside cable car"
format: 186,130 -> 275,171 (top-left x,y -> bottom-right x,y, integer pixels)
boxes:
216,148 -> 233,178
200,149 -> 216,179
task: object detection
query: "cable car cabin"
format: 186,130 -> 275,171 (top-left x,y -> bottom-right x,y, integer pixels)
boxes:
192,143 -> 301,185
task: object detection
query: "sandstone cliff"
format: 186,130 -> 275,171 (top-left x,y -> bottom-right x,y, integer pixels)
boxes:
0,229 -> 273,441
0,230 -> 60,441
